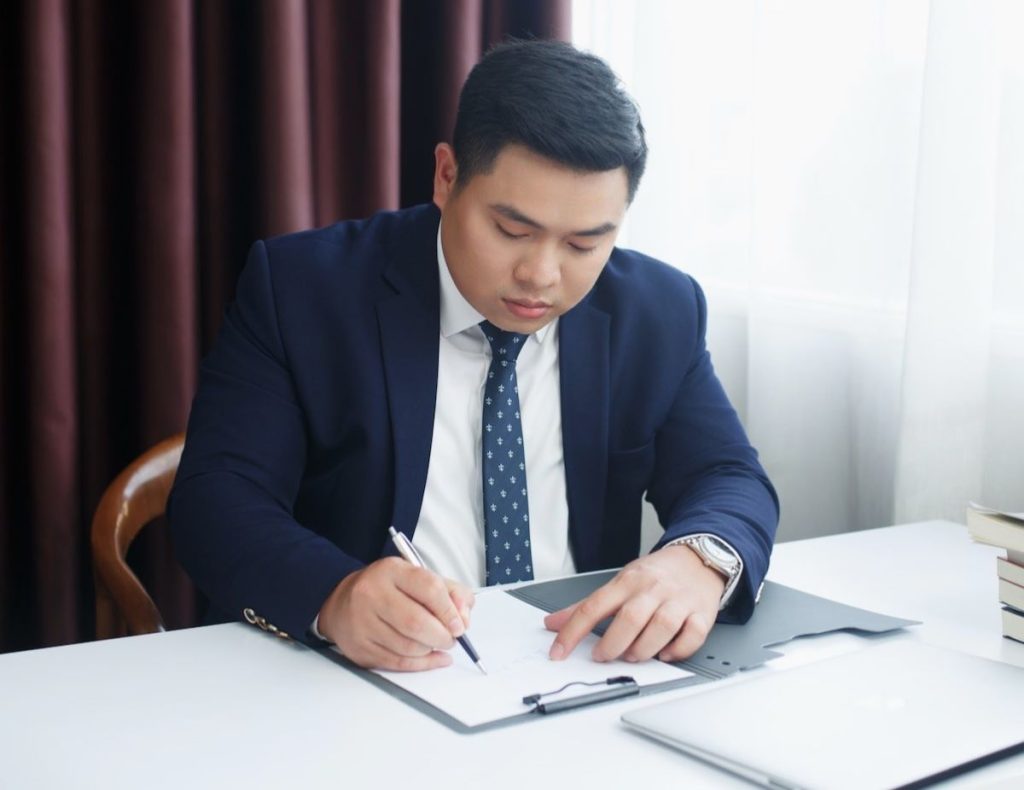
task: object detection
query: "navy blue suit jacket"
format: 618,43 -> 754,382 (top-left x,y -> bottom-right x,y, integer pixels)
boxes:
168,204 -> 779,643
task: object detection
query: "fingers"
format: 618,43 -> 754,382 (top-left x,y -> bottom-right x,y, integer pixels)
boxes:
324,558 -> 473,671
543,604 -> 576,632
371,576 -> 476,671
347,636 -> 455,673
553,593 -> 710,663
657,611 -> 712,663
377,651 -> 454,673
393,565 -> 466,641
376,650 -> 453,673
547,584 -> 627,660
546,548 -> 725,663
444,579 -> 475,628
597,595 -> 681,662
371,615 -> 443,658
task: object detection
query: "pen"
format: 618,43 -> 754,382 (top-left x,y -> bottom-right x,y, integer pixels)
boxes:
388,526 -> 488,675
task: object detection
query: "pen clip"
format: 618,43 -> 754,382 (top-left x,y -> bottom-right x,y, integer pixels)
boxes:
522,676 -> 638,715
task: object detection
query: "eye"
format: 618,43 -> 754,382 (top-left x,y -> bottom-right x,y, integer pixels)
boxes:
495,222 -> 528,240
568,242 -> 597,255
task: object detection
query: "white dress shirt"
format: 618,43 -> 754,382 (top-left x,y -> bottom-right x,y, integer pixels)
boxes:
411,230 -> 576,586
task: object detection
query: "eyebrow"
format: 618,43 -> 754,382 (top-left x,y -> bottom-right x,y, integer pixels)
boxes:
490,203 -> 618,238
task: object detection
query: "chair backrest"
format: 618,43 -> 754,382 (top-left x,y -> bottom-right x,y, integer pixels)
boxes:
91,434 -> 184,639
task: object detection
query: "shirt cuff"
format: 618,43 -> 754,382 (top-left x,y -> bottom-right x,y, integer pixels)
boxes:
309,614 -> 331,643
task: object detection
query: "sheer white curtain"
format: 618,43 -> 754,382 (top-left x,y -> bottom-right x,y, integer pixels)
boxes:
574,0 -> 1024,542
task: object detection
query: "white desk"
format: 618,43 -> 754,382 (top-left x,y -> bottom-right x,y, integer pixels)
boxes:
2,521 -> 1022,789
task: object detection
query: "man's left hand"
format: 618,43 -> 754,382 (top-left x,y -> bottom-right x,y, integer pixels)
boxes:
544,545 -> 725,663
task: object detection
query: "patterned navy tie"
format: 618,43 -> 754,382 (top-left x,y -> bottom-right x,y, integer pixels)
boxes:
480,320 -> 533,585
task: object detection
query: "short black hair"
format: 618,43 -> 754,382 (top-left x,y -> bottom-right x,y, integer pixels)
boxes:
452,39 -> 647,202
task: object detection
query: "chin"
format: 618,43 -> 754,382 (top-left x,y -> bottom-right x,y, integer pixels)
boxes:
495,301 -> 559,330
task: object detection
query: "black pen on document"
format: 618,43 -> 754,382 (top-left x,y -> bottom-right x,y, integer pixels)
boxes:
388,526 -> 488,675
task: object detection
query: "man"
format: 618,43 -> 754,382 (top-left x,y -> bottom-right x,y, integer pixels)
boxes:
169,40 -> 778,672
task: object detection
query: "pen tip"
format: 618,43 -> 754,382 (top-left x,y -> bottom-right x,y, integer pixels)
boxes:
476,662 -> 488,675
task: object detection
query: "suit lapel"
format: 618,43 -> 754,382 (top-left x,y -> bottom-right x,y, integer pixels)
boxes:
377,208 -> 441,542
558,301 -> 611,572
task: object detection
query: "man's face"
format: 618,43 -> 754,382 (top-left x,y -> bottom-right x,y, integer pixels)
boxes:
432,143 -> 629,333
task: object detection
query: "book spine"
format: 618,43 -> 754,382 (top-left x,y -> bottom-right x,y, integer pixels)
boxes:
997,556 -> 1024,587
966,510 -> 1024,552
998,578 -> 1024,611
1001,607 -> 1024,643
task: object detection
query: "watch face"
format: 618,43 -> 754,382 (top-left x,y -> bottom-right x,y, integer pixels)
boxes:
683,535 -> 743,610
700,537 -> 739,573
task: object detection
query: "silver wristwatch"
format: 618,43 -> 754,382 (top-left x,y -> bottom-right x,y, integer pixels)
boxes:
677,534 -> 743,610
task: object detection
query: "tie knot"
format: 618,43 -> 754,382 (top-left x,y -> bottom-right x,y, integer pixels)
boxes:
480,320 -> 528,363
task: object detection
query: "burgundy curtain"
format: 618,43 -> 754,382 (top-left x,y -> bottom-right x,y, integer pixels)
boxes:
0,0 -> 570,653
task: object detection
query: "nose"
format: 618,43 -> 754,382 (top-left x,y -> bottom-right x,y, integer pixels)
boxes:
514,242 -> 560,290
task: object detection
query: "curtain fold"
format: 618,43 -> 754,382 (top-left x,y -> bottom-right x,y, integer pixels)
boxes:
0,0 -> 569,653
25,0 -> 79,649
309,0 -> 403,223
892,0 -> 999,523
133,0 -> 202,632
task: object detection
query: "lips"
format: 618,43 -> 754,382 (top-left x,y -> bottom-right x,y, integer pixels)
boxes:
503,298 -> 552,320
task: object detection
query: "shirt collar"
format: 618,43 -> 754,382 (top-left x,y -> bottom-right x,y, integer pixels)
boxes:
436,225 -> 555,344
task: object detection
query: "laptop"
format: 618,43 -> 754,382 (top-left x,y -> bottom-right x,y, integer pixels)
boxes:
622,640 -> 1024,790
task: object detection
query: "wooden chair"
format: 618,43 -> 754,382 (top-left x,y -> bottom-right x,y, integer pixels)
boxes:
91,434 -> 185,639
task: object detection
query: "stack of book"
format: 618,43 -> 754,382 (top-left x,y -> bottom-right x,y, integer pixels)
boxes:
966,503 -> 1024,643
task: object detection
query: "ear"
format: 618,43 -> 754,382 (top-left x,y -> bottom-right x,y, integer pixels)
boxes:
432,143 -> 458,211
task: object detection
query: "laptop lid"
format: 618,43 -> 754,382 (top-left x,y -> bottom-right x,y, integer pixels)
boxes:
622,640 -> 1024,790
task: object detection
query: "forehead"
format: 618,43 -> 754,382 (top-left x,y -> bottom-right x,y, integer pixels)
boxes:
464,145 -> 629,231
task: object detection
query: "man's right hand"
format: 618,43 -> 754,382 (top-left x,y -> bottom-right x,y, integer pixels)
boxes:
316,557 -> 474,672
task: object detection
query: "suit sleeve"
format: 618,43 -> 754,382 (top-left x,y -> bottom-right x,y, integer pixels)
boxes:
647,279 -> 779,624
167,241 -> 362,642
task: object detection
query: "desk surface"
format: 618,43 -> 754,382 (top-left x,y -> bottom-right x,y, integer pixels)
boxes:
2,521 -> 1022,789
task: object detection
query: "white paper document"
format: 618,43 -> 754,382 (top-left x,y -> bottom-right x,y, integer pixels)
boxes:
362,588 -> 694,727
